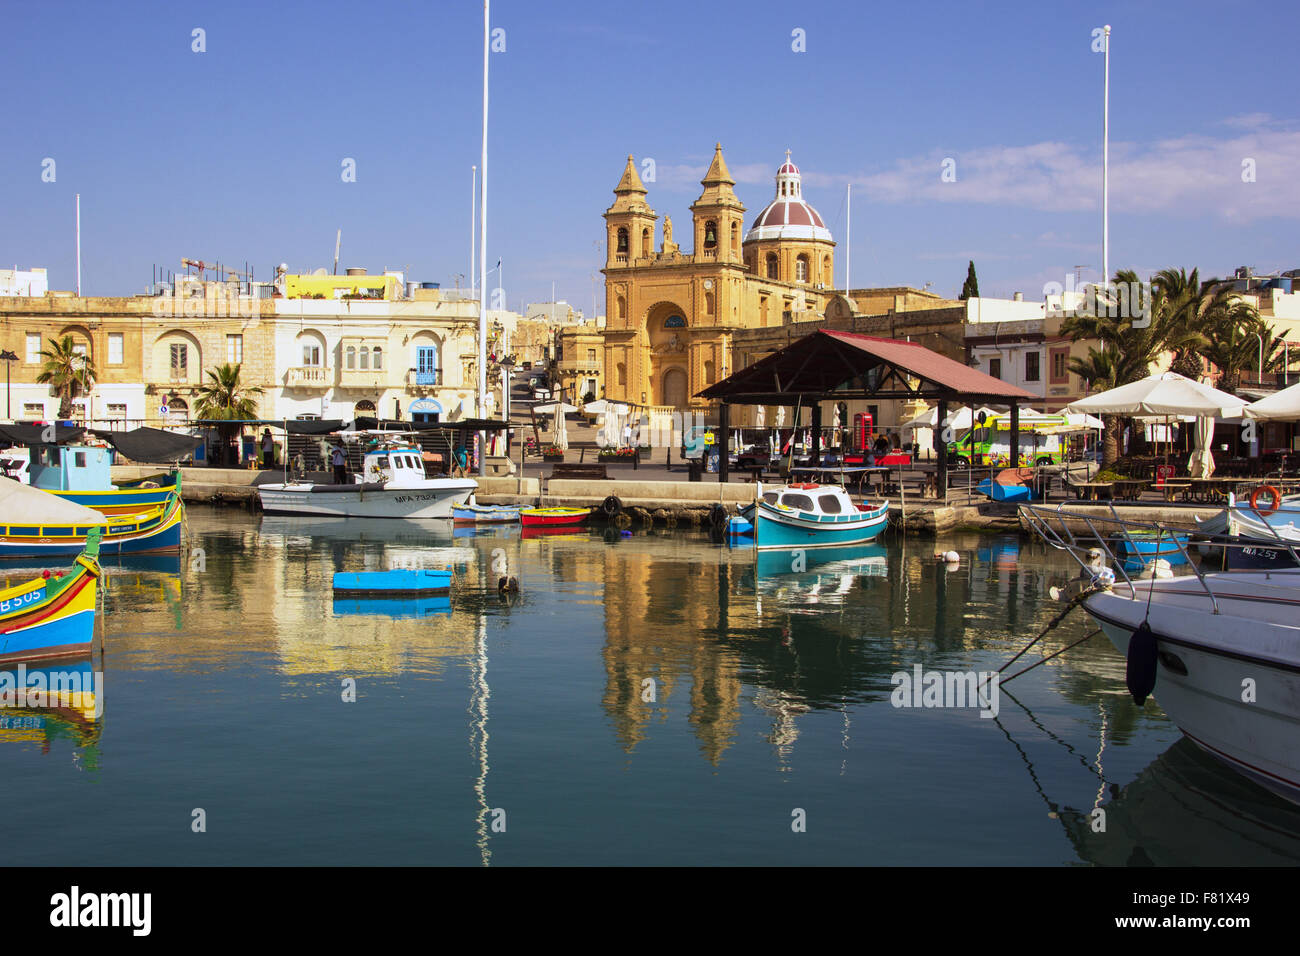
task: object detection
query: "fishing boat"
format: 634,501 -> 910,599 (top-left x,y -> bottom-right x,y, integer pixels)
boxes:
1195,490 -> 1300,570
520,507 -> 591,528
453,500 -> 521,524
0,477 -> 184,559
734,482 -> 888,551
257,444 -> 476,519
1023,504 -> 1300,806
0,528 -> 102,664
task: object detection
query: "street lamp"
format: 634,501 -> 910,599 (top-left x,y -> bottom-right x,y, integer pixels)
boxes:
0,350 -> 17,421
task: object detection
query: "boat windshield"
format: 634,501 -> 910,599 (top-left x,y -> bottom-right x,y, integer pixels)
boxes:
780,493 -> 815,512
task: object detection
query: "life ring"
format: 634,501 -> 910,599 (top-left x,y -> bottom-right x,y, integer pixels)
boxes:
1250,485 -> 1281,516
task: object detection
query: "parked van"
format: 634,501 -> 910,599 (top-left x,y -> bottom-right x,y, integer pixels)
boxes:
946,414 -> 1067,468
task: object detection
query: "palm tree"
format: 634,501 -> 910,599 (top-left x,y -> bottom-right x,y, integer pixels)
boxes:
194,363 -> 264,467
1200,307 -> 1283,394
1061,269 -> 1210,463
36,335 -> 96,420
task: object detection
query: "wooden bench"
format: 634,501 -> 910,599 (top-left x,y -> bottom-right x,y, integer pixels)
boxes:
892,473 -> 935,498
550,463 -> 609,480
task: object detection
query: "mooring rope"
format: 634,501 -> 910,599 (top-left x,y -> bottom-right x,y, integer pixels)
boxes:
994,587 -> 1097,677
999,628 -> 1103,685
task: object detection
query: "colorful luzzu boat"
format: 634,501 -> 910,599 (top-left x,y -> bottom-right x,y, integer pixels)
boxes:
7,442 -> 181,515
520,507 -> 591,528
735,482 -> 889,551
0,476 -> 184,559
57,471 -> 181,515
0,528 -> 102,664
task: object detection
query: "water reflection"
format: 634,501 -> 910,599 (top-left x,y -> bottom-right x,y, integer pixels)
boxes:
0,657 -> 101,771
5,509 -> 1289,864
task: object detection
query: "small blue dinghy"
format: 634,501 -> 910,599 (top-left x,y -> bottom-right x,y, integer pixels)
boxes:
332,569 -> 452,596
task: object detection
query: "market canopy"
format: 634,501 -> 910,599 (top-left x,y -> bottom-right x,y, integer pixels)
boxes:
1245,381 -> 1300,421
0,423 -> 85,446
698,330 -> 1038,404
1065,372 -> 1247,418
90,427 -> 203,462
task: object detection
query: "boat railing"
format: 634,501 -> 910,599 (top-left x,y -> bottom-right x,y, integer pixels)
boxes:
1019,502 -> 1231,612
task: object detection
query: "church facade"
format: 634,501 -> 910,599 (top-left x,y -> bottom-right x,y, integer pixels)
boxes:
600,145 -> 841,411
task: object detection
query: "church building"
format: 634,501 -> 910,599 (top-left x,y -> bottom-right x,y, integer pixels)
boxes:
600,145 -> 841,411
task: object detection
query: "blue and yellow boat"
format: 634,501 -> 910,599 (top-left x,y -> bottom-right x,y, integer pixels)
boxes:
0,476 -> 184,559
19,442 -> 180,515
0,528 -> 102,664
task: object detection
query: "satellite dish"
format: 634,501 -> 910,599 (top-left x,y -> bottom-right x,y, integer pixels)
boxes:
313,268 -> 328,276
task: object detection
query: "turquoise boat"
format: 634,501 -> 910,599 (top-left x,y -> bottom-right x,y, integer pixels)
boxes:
10,442 -> 180,515
738,483 -> 889,551
332,569 -> 452,595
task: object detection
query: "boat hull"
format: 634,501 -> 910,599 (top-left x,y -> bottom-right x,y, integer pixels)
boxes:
751,500 -> 889,550
258,481 -> 476,519
1088,586 -> 1300,805
0,544 -> 100,664
520,508 -> 591,528
453,504 -> 521,524
52,472 -> 180,515
332,569 -> 452,595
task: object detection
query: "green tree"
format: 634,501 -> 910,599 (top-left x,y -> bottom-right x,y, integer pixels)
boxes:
1200,308 -> 1282,394
36,335 -> 97,419
194,363 -> 264,467
1061,269 -> 1208,464
959,261 -> 979,300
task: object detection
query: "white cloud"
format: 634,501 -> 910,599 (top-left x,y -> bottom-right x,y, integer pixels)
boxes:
802,117 -> 1300,222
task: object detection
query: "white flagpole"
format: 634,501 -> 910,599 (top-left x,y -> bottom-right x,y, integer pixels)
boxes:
75,194 -> 82,297
1102,24 -> 1111,289
471,165 -> 477,299
477,0 -> 490,473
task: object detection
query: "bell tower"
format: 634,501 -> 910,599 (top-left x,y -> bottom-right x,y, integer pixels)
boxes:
690,144 -> 745,264
604,155 -> 657,268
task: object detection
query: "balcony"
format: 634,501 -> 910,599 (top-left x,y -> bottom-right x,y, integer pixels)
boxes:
337,367 -> 389,389
407,369 -> 443,391
286,366 -> 330,390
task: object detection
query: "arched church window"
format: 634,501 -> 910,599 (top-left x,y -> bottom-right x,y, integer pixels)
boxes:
796,256 -> 808,282
616,228 -> 628,253
641,228 -> 651,258
616,295 -> 626,320
731,222 -> 739,255
703,220 -> 717,249
704,360 -> 715,384
616,362 -> 627,386
705,292 -> 715,315
664,315 -> 687,329
766,254 -> 779,280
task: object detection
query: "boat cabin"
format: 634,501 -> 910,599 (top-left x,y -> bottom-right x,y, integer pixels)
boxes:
1,444 -> 113,490
362,447 -> 430,486
760,483 -> 859,516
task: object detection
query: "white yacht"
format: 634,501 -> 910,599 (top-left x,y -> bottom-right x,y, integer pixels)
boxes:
1024,504 -> 1300,805
258,444 -> 476,519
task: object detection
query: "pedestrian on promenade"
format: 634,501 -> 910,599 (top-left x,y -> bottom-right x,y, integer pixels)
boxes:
331,444 -> 348,484
261,429 -> 275,469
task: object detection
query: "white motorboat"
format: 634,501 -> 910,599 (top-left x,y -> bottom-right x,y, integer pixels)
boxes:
1023,504 -> 1300,805
258,445 -> 476,519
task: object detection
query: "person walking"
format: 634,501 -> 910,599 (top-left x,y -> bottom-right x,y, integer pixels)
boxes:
261,428 -> 275,469
331,444 -> 348,485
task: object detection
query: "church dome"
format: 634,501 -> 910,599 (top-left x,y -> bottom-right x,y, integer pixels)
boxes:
744,152 -> 833,243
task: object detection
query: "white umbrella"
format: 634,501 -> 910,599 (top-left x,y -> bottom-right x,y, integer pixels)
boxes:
1189,415 -> 1215,478
1245,381 -> 1300,421
532,401 -> 579,415
553,405 -> 569,451
1066,371 -> 1246,418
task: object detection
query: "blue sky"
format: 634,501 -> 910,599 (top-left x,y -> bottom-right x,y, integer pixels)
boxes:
5,0 -> 1297,309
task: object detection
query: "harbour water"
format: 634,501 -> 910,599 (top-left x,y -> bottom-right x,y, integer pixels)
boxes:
3,509 -> 1299,866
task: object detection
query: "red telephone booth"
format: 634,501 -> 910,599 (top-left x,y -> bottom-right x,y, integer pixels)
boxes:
853,412 -> 873,451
